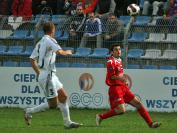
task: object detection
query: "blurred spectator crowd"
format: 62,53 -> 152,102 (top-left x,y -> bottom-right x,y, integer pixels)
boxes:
0,0 -> 176,18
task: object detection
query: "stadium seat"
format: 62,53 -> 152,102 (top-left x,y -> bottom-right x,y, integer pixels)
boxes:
70,63 -> 87,68
29,30 -> 44,39
163,34 -> 177,43
134,16 -> 151,25
59,31 -> 69,40
19,62 -> 31,67
8,30 -> 29,39
127,64 -> 140,69
33,14 -> 50,23
145,33 -> 165,42
0,30 -> 13,39
158,49 -> 177,60
52,15 -> 61,24
0,45 -> 7,54
3,61 -> 18,67
89,48 -> 109,58
128,49 -> 144,58
119,16 -> 131,26
142,65 -> 158,69
55,30 -> 62,40
128,32 -> 147,42
159,65 -> 176,70
62,47 -> 74,53
56,62 -> 70,67
4,46 -> 23,55
73,48 -> 91,57
141,49 -> 161,59
88,63 -> 105,68
20,46 -> 34,56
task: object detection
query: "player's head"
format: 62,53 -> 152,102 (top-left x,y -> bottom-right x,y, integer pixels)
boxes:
110,44 -> 122,58
43,22 -> 55,37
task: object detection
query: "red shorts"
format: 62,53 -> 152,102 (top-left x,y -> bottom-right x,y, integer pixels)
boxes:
108,85 -> 135,109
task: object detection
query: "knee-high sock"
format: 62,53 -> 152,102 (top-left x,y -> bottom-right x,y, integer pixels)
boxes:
137,106 -> 153,126
58,102 -> 71,124
26,102 -> 49,114
99,109 -> 118,119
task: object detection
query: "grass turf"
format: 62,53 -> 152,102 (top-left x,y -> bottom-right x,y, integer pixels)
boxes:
0,108 -> 176,133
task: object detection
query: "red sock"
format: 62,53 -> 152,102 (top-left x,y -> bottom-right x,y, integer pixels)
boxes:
99,109 -> 117,119
138,106 -> 153,126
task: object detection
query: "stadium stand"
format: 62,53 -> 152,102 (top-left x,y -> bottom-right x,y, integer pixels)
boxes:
141,49 -> 161,59
119,16 -> 131,26
134,16 -> 151,25
163,34 -> 177,43
88,63 -> 105,68
159,65 -> 176,70
0,14 -> 176,70
128,32 -> 147,42
0,45 -> 7,54
19,61 -> 31,67
3,61 -> 18,67
3,46 -> 23,55
127,64 -> 140,69
128,49 -> 144,58
62,47 -> 75,53
70,63 -> 87,68
158,50 -> 177,60
56,62 -> 70,67
73,48 -> 92,57
145,33 -> 165,42
20,46 -> 34,56
89,48 -> 109,58
0,30 -> 13,39
8,30 -> 29,40
142,65 -> 158,69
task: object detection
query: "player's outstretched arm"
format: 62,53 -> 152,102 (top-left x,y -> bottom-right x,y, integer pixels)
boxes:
56,49 -> 72,56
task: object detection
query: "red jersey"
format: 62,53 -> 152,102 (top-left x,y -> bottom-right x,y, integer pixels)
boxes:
105,56 -> 125,86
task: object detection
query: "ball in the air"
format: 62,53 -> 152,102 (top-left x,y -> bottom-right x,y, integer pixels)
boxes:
127,3 -> 140,16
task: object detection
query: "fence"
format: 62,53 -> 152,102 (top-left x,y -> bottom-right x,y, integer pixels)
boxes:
0,15 -> 176,69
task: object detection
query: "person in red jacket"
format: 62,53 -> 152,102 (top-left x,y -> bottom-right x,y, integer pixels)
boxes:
63,0 -> 98,15
12,0 -> 32,19
83,0 -> 98,14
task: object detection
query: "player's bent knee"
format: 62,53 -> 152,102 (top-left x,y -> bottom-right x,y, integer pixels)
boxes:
58,96 -> 67,103
114,107 -> 126,114
57,88 -> 68,103
48,97 -> 58,108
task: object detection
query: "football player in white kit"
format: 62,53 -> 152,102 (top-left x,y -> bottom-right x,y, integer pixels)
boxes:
24,21 -> 82,128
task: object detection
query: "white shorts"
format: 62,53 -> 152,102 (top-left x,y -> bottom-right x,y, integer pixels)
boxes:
38,71 -> 63,99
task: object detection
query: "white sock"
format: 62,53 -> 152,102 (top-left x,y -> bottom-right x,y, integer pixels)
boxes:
58,102 -> 71,125
26,102 -> 49,114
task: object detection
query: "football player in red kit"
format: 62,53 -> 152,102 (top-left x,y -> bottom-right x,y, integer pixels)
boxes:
96,44 -> 161,128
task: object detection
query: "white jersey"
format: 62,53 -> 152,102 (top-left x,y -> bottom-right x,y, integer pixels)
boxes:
30,35 -> 61,72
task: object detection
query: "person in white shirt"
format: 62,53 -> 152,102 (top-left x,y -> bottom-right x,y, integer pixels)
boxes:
24,21 -> 82,128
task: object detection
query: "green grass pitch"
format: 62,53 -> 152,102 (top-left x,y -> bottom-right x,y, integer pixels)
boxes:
0,108 -> 177,133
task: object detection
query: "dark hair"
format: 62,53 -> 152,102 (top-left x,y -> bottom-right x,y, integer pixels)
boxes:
110,44 -> 123,52
43,21 -> 55,34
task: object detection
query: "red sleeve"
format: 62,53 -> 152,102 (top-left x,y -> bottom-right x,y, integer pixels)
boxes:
12,0 -> 18,16
83,0 -> 98,14
106,59 -> 116,77
22,0 -> 32,17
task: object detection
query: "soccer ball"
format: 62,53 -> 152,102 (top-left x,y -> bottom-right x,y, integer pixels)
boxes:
127,3 -> 140,16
